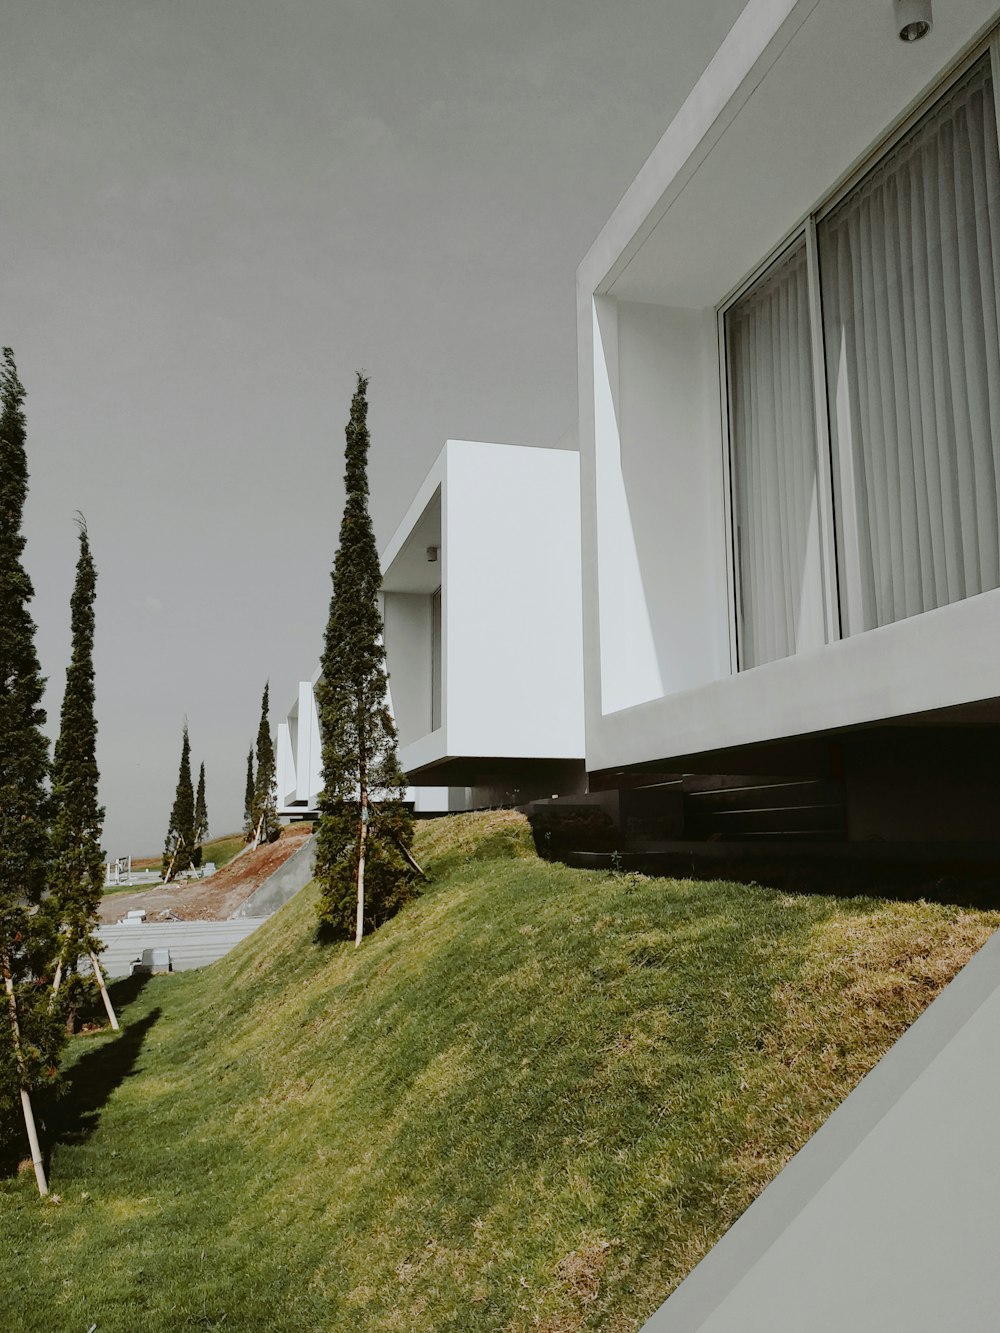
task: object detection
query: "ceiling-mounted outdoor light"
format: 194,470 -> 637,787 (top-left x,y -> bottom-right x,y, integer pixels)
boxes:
426,545 -> 439,562
896,0 -> 932,41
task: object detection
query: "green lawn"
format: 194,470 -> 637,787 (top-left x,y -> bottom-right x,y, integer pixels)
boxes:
4,811 -> 996,1331
129,832 -> 247,876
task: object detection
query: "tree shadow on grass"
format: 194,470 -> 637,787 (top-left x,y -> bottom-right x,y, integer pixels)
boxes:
107,970 -> 155,1013
44,1004 -> 162,1162
0,995 -> 163,1181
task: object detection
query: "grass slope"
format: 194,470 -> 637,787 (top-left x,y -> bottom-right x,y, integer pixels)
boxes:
4,811 -> 997,1331
198,832 -> 246,870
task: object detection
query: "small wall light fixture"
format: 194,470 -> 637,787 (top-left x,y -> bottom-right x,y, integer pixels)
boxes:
896,0 -> 932,41
426,545 -> 439,562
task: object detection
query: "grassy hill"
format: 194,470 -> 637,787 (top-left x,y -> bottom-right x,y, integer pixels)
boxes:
4,811 -> 997,1331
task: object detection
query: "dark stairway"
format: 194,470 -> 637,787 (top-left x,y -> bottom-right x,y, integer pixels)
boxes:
678,775 -> 846,843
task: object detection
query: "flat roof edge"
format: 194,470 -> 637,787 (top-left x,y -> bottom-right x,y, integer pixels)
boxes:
576,0 -> 817,297
380,447 -> 446,576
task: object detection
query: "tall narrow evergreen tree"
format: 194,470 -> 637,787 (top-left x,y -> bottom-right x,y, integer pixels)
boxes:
162,722 -> 196,880
253,682 -> 278,845
193,762 -> 208,866
0,349 -> 61,1195
243,747 -> 256,842
49,517 -> 108,1025
315,373 -> 414,945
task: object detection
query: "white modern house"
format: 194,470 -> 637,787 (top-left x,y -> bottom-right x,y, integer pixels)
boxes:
277,439 -> 585,815
276,672 -> 322,817
275,673 -> 450,818
578,0 -> 1000,844
380,439 -> 586,806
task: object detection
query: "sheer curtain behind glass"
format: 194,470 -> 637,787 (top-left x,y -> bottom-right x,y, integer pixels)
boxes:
819,55 -> 1000,634
727,241 -> 825,668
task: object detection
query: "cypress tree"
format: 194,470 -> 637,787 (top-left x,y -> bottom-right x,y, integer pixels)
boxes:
253,682 -> 278,845
315,372 -> 414,945
243,747 -> 255,842
162,723 -> 195,880
49,517 -> 105,1024
193,762 -> 208,867
0,349 -> 61,1194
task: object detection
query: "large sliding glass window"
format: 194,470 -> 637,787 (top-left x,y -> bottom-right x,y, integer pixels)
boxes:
819,53 -> 1000,634
725,47 -> 1000,667
726,241 -> 826,668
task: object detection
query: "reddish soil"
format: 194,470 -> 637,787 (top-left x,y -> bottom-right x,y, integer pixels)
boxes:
99,824 -> 314,924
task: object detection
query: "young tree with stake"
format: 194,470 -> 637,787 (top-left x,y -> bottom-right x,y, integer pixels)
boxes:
0,349 -> 63,1195
243,747 -> 255,842
162,723 -> 196,881
193,761 -> 208,866
315,373 -> 415,946
252,682 -> 278,847
48,517 -> 118,1032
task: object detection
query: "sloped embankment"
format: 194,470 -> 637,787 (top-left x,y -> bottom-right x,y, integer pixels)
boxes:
98,823 -> 314,923
8,810 -> 998,1331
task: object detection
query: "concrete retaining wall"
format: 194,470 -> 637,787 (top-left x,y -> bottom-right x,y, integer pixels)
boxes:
96,919 -> 267,978
232,835 -> 316,919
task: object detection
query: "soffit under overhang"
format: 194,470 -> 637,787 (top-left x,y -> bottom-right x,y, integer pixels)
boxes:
602,0 -> 1000,310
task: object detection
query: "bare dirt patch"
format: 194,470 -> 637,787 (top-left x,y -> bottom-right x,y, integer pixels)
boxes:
99,824 -> 314,923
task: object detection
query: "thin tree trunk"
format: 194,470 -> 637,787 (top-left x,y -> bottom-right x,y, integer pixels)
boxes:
355,785 -> 368,949
89,952 -> 119,1031
50,923 -> 71,1000
395,835 -> 427,880
163,836 -> 182,884
355,706 -> 368,949
251,816 -> 264,852
2,948 -> 48,1197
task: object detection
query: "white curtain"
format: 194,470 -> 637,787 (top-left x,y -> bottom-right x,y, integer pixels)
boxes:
727,241 -> 825,668
819,55 -> 1000,634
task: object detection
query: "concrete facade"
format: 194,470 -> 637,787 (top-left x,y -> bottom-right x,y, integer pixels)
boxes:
380,440 -> 586,803
577,0 -> 1000,834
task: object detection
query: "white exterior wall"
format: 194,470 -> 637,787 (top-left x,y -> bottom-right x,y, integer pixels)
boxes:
382,593 -> 433,748
275,673 -> 449,816
594,299 -> 729,715
277,719 -> 297,807
276,675 -> 323,813
381,440 -> 585,778
444,442 -> 584,760
579,0 -> 1000,774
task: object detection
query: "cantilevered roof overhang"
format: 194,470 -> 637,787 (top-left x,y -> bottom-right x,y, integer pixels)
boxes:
579,0 -> 1000,310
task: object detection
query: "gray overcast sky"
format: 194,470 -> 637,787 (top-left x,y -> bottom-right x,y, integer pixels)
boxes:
4,0 -> 747,854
